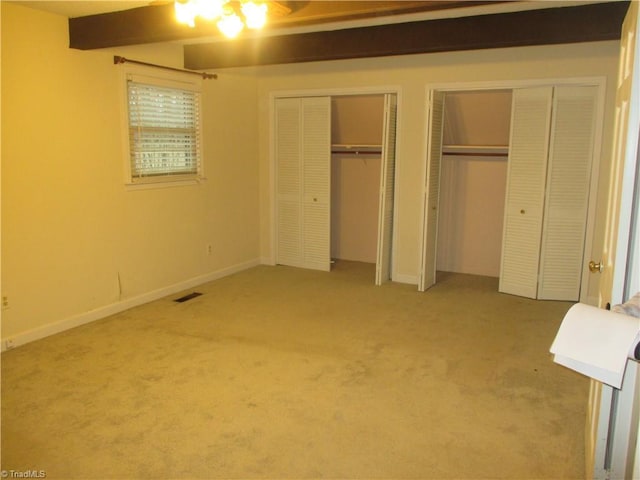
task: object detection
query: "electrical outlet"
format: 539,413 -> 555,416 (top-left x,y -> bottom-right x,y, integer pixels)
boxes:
1,295 -> 8,310
207,244 -> 213,255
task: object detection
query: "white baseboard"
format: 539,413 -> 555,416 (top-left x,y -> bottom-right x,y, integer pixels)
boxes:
1,258 -> 260,353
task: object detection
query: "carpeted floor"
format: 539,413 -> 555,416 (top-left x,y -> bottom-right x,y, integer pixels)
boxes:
1,261 -> 588,479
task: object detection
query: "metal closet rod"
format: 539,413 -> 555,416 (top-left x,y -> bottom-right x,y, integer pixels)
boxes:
331,150 -> 382,155
113,56 -> 217,80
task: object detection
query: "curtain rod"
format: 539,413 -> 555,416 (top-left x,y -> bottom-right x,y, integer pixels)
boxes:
113,56 -> 217,80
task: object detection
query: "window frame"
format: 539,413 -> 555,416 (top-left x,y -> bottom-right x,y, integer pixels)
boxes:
120,66 -> 205,187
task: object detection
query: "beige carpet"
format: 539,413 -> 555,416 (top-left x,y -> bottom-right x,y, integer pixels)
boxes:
1,262 -> 588,479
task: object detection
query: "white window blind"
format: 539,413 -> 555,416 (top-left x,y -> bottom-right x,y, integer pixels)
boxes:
127,78 -> 202,181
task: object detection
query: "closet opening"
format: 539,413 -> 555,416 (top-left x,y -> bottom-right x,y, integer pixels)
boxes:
331,94 -> 385,281
420,82 -> 602,303
436,90 -> 512,281
274,92 -> 398,285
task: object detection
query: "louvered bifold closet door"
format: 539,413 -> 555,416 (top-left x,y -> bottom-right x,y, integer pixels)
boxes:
276,98 -> 303,267
376,94 -> 398,285
419,91 -> 445,291
538,86 -> 597,300
499,87 -> 553,299
301,97 -> 331,271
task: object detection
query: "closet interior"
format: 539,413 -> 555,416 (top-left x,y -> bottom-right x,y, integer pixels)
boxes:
331,95 -> 385,267
436,90 -> 512,278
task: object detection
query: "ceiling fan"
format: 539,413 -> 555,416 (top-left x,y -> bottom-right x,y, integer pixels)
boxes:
151,0 -> 292,38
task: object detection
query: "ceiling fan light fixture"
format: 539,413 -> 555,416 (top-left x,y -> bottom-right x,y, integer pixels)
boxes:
174,0 -> 198,27
242,1 -> 267,30
217,12 -> 244,38
175,0 -> 268,37
198,0 -> 226,20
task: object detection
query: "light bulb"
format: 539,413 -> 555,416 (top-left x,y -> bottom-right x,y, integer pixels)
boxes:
175,0 -> 197,27
241,2 -> 267,30
197,0 -> 225,21
217,13 -> 244,38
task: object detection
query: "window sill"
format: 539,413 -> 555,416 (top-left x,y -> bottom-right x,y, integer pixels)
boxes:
125,176 -> 207,191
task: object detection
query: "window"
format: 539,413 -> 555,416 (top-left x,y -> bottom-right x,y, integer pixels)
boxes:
124,72 -> 203,184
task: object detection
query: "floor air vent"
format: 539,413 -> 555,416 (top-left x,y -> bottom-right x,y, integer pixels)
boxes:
174,292 -> 202,303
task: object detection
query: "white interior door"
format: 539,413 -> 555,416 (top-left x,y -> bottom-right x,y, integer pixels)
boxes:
275,96 -> 331,272
598,2 -> 639,311
587,1 -> 640,478
538,85 -> 598,301
376,93 -> 398,285
419,90 -> 445,291
499,87 -> 553,299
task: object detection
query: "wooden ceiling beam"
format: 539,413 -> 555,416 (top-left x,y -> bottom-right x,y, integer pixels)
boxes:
183,2 -> 629,69
69,3 -> 193,49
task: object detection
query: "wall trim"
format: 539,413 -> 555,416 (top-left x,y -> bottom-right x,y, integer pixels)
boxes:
1,258 -> 260,352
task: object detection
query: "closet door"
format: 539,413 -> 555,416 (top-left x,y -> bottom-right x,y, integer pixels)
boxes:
499,87 -> 553,298
301,97 -> 331,271
275,97 -> 331,271
376,93 -> 398,285
538,86 -> 598,301
276,98 -> 303,267
419,91 -> 445,291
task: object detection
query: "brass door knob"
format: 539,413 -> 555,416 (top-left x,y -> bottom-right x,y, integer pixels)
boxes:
589,260 -> 603,273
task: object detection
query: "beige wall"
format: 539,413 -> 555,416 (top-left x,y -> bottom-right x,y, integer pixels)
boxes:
331,156 -> 381,263
443,90 -> 512,146
437,156 -> 508,277
255,41 -> 619,297
1,3 -> 261,341
332,95 -> 385,145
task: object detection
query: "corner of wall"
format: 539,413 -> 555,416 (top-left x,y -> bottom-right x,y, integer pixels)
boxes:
0,259 -> 260,353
